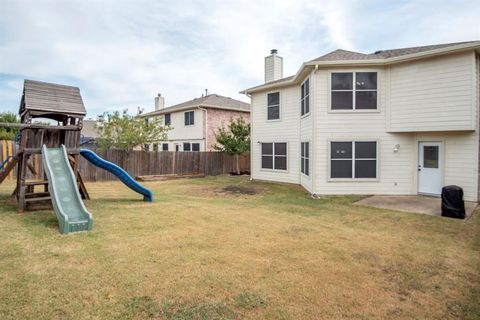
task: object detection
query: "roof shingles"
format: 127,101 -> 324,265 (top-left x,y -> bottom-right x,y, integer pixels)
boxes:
143,94 -> 250,116
311,41 -> 476,62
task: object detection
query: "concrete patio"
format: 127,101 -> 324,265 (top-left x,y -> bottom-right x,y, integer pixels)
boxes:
355,195 -> 478,219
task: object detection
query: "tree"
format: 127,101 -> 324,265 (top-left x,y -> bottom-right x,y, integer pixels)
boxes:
96,108 -> 170,151
0,112 -> 20,141
213,117 -> 250,174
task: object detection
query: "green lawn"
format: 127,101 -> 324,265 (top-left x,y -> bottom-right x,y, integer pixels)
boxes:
0,176 -> 479,320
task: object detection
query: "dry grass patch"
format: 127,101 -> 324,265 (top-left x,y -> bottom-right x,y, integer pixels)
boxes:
0,176 -> 479,319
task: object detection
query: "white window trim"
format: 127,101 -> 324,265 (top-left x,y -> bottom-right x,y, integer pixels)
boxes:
301,78 -> 310,117
328,70 -> 380,114
266,91 -> 281,122
327,139 -> 380,182
184,110 -> 195,126
260,141 -> 288,172
300,141 -> 310,177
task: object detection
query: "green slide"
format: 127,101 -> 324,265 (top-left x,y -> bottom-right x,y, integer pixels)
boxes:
42,145 -> 93,234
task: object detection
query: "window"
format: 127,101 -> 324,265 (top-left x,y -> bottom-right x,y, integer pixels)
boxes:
330,141 -> 376,179
331,72 -> 377,110
301,142 -> 309,176
183,142 -> 191,151
301,79 -> 310,116
192,143 -> 200,152
164,113 -> 171,125
267,92 -> 280,120
153,143 -> 159,151
162,143 -> 169,151
184,111 -> 194,125
423,146 -> 439,168
261,142 -> 287,170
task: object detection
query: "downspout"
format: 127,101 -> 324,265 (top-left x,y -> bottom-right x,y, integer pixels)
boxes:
312,64 -> 319,197
243,92 -> 253,181
198,106 -> 208,151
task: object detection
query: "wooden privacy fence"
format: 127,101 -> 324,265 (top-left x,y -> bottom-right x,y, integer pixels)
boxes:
78,150 -> 250,181
0,141 -> 250,182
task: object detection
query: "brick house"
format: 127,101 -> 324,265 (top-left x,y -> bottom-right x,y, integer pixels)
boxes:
142,93 -> 250,151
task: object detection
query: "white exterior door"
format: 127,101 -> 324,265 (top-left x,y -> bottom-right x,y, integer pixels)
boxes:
418,142 -> 443,196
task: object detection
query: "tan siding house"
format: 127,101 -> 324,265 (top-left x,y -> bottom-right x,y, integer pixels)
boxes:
143,94 -> 250,152
243,41 -> 480,202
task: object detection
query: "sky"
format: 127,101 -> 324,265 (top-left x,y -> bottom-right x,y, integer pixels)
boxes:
0,0 -> 479,118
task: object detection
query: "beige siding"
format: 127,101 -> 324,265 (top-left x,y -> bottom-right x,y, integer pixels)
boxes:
414,132 -> 479,201
265,55 -> 283,83
314,68 -> 417,196
388,51 -> 476,132
251,86 -> 300,184
313,67 -> 479,201
300,77 -> 314,192
250,52 -> 479,202
165,109 -> 205,147
476,55 -> 480,200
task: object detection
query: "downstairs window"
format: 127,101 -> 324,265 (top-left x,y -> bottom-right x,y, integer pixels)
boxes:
261,142 -> 287,170
330,141 -> 377,179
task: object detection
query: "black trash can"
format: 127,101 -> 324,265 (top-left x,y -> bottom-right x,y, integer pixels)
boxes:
441,185 -> 465,219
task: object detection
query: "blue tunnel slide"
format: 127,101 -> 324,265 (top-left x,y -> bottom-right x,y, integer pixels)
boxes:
80,149 -> 153,202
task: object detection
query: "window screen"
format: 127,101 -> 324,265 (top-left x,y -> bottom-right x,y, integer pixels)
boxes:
184,111 -> 194,125
164,113 -> 171,125
331,142 -> 353,178
331,72 -> 377,110
267,92 -> 280,120
261,142 -> 287,170
301,79 -> 310,116
301,142 -> 309,176
330,141 -> 377,179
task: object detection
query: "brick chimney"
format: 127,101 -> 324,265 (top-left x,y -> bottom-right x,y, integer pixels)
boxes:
154,93 -> 165,111
265,49 -> 283,83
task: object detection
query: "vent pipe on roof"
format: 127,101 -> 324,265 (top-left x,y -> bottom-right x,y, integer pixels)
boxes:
154,93 -> 165,111
265,49 -> 283,83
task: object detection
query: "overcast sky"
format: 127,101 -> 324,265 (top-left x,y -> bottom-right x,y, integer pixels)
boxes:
0,0 -> 479,117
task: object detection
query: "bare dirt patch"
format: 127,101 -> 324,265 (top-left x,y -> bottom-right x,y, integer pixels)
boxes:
219,185 -> 258,195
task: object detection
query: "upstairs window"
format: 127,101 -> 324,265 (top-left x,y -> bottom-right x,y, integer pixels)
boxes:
330,141 -> 377,179
267,92 -> 280,120
184,111 -> 194,125
183,142 -> 191,151
331,72 -> 377,110
261,142 -> 287,170
301,79 -> 310,116
301,142 -> 309,176
164,113 -> 171,125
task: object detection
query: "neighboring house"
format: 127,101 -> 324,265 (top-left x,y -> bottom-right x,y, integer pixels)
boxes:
242,41 -> 480,202
142,93 -> 250,151
80,119 -> 100,147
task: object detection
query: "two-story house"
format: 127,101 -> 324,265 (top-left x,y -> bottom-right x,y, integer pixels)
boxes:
242,41 -> 480,202
143,93 -> 250,152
